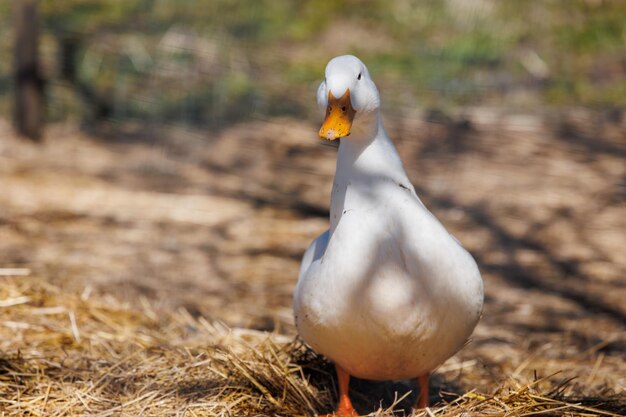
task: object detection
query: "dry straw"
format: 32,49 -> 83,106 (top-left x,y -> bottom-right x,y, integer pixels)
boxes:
0,275 -> 623,416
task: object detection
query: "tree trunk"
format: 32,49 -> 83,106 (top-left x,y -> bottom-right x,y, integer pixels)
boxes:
13,0 -> 44,141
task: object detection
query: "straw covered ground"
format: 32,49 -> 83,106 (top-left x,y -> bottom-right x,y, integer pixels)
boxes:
0,274 -> 623,417
0,110 -> 625,416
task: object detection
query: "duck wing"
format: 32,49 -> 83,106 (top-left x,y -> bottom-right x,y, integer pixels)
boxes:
297,229 -> 330,282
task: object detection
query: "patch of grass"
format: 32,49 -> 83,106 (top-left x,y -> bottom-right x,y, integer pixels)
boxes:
1,1 -> 626,128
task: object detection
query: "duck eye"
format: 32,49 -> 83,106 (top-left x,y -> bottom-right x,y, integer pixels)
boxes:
357,72 -> 362,80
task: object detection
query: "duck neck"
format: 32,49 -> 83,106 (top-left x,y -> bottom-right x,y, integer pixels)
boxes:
330,111 -> 407,231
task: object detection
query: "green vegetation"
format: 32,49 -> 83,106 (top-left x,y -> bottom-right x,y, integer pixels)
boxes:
0,0 -> 625,128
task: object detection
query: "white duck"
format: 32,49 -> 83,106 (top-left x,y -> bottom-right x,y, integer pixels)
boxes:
294,55 -> 483,416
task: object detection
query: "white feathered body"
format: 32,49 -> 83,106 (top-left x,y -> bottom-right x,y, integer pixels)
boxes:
294,117 -> 483,381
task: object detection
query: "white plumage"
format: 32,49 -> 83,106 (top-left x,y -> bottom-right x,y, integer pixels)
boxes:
294,56 -> 483,387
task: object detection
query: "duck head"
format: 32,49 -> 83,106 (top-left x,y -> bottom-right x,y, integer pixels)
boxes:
317,55 -> 381,140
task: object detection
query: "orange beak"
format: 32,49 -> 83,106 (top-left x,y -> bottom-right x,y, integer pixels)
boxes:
319,89 -> 356,140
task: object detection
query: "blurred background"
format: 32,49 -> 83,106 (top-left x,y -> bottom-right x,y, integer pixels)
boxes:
3,1 -> 626,129
0,0 -> 625,394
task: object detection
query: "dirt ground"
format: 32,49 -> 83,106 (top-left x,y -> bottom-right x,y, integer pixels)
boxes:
0,108 -> 625,414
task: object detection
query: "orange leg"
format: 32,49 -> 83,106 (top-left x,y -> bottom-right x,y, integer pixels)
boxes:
321,364 -> 358,417
416,373 -> 429,409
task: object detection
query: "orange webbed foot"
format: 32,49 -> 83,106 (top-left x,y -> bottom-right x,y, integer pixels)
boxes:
319,405 -> 358,417
322,365 -> 359,417
415,373 -> 430,409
